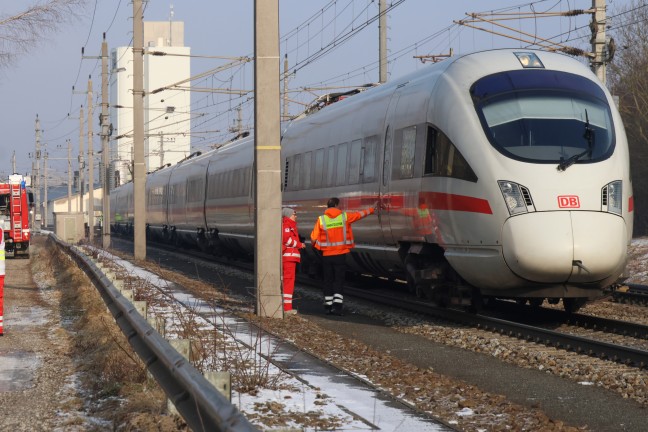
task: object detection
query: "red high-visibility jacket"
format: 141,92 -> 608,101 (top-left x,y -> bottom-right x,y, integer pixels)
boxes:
282,216 -> 303,263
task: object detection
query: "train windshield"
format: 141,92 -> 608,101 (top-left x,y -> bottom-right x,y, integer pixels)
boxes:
471,70 -> 614,165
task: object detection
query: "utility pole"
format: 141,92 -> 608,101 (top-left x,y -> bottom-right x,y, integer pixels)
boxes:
78,104 -> 85,219
87,75 -> 95,242
101,34 -> 111,249
283,54 -> 289,120
67,139 -> 72,213
591,0 -> 606,84
34,115 -> 41,231
378,0 -> 387,83
11,151 -> 16,174
43,144 -> 48,227
133,0 -> 146,260
254,0 -> 282,318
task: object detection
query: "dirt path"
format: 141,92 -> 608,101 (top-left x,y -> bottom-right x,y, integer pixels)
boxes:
0,236 -> 181,431
0,242 -> 79,430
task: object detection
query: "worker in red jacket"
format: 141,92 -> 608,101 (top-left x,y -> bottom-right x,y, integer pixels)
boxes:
310,197 -> 376,316
0,227 -> 4,335
282,207 -> 305,316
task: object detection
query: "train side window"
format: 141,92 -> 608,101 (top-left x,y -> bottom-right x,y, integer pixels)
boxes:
348,140 -> 362,185
233,170 -> 242,196
291,154 -> 301,190
207,173 -> 217,199
400,126 -> 416,178
169,184 -> 176,204
336,142 -> 348,186
382,127 -> 392,186
302,151 -> 312,189
362,135 -> 377,182
313,148 -> 325,188
326,147 -> 336,186
187,177 -> 204,202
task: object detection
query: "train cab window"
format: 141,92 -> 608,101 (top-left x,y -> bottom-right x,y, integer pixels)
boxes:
471,70 -> 615,164
362,135 -> 377,182
326,147 -> 336,186
425,126 -> 478,182
348,140 -> 362,185
313,148 -> 325,188
336,142 -> 348,186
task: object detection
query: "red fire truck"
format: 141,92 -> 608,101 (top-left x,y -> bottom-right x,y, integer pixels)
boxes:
0,174 -> 33,257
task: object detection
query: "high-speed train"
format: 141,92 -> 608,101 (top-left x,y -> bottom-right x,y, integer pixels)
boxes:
111,49 -> 633,312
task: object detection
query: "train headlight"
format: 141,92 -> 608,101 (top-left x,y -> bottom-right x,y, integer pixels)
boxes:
514,52 -> 544,68
498,180 -> 528,215
603,180 -> 622,214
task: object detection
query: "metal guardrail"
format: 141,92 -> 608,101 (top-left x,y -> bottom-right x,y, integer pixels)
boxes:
50,235 -> 258,432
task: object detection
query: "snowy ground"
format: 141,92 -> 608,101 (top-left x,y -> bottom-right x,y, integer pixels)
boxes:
91,247 -> 451,431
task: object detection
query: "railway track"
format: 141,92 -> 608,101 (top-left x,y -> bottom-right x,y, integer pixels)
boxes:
112,236 -> 648,370
610,283 -> 648,306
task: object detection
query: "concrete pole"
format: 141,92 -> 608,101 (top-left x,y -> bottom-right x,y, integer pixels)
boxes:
79,105 -> 85,219
101,34 -> 111,249
11,151 -> 16,174
67,140 -> 72,213
133,0 -> 146,260
591,0 -> 606,84
87,76 -> 94,241
379,0 -> 387,84
34,115 -> 41,231
254,0 -> 283,318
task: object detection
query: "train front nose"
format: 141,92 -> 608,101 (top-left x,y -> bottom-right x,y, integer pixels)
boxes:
501,212 -> 627,284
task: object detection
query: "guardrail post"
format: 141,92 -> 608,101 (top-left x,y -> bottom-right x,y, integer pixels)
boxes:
167,339 -> 192,416
133,300 -> 147,318
205,371 -> 231,401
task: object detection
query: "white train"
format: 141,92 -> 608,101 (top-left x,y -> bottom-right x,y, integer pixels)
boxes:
111,49 -> 633,312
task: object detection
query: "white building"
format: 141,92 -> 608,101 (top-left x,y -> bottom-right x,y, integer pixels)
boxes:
110,21 -> 191,186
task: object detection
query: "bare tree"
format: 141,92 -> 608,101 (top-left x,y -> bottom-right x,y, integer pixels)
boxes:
607,0 -> 648,236
0,0 -> 85,67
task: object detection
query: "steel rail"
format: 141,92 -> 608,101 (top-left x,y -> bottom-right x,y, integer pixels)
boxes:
50,235 -> 258,432
344,287 -> 648,369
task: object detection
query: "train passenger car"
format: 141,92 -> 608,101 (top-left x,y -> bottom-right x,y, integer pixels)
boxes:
111,49 -> 633,312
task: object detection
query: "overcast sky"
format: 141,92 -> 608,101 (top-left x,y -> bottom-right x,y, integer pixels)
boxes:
0,0 -> 618,182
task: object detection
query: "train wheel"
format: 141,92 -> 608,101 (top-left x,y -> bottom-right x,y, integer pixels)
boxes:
563,297 -> 586,313
528,298 -> 544,307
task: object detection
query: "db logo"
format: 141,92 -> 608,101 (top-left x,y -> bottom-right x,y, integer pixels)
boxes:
558,195 -> 580,208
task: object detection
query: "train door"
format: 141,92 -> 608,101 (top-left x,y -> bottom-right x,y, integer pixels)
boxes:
379,94 -> 400,245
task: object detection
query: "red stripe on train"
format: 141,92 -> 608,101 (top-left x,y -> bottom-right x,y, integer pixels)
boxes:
420,192 -> 493,214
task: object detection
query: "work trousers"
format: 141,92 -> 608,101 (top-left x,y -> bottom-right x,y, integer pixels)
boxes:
0,275 -> 4,335
282,260 -> 297,311
322,253 -> 347,311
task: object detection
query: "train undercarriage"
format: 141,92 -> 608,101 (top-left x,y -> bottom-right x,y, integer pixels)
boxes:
398,242 -> 596,313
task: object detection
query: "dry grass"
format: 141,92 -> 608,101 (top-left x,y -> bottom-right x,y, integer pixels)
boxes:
40,238 -> 187,431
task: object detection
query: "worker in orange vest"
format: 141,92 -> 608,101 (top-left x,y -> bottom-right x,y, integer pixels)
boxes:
310,197 -> 376,316
0,227 -> 4,335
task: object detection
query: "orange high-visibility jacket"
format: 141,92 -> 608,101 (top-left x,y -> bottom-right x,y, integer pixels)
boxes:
310,207 -> 374,256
